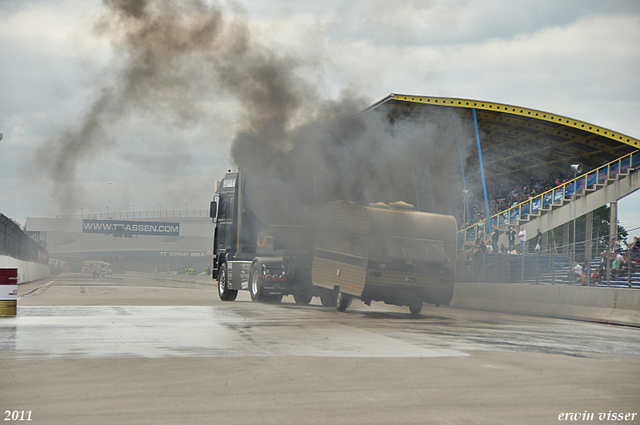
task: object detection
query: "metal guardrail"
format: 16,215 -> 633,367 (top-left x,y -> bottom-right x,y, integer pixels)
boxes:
56,210 -> 210,220
459,150 -> 640,244
0,214 -> 46,262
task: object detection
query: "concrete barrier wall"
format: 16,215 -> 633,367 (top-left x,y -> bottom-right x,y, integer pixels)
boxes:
450,281 -> 640,327
0,256 -> 51,284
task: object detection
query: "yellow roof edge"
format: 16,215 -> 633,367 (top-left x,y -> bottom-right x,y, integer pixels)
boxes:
387,94 -> 640,149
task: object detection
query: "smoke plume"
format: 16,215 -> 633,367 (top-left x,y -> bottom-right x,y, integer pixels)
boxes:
34,0 -> 470,221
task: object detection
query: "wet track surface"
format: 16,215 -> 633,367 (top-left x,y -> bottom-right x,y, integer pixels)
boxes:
1,274 -> 639,425
2,274 -> 638,360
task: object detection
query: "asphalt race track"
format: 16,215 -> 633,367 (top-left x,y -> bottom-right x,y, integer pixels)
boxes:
1,273 -> 639,425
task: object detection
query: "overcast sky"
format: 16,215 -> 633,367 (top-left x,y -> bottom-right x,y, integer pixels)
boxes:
1,0 -> 639,239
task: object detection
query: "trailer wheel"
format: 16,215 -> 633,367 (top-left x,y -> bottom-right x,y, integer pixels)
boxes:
320,292 -> 336,307
293,286 -> 313,305
249,262 -> 264,302
409,301 -> 423,316
218,263 -> 237,302
336,291 -> 351,312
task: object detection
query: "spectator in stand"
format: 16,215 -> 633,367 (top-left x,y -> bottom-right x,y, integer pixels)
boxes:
620,252 -> 629,275
476,238 -> 487,255
630,237 -> 640,261
491,225 -> 500,254
535,229 -> 543,254
611,253 -> 621,277
485,240 -> 493,254
507,226 -> 516,253
519,226 -> 527,254
571,261 -> 582,283
610,237 -> 621,253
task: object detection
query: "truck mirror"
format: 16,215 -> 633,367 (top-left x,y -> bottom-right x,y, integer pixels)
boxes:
209,201 -> 217,219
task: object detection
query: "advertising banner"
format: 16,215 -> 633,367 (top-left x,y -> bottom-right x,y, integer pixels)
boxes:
82,219 -> 180,236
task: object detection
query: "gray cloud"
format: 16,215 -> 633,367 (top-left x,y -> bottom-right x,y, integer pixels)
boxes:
1,0 -> 638,238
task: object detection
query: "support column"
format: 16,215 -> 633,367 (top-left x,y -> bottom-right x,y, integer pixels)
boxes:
607,201 -> 618,287
609,201 -> 618,241
562,223 -> 570,257
585,211 -> 593,285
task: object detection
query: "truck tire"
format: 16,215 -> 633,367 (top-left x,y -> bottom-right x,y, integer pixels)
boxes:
249,262 -> 264,302
218,263 -> 237,302
336,290 -> 351,312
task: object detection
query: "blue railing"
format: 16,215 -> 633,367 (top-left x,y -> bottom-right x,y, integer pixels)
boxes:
459,150 -> 640,244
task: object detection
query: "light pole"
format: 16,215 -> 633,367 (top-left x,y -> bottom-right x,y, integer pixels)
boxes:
462,190 -> 469,242
570,163 -> 583,269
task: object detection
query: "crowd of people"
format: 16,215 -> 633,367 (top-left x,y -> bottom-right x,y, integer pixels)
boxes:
590,237 -> 640,283
455,172 -> 574,229
466,224 -> 538,258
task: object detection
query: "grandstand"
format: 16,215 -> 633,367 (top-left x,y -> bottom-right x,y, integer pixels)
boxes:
365,94 -> 640,287
25,211 -> 213,274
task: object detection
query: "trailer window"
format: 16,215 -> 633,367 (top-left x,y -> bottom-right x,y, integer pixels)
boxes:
383,236 -> 448,264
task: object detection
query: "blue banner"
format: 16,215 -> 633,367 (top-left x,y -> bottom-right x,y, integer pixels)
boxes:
610,162 -> 619,177
565,182 -> 575,197
621,157 -> 630,172
499,212 -> 508,226
554,188 -> 563,202
532,197 -> 542,211
598,168 -> 607,182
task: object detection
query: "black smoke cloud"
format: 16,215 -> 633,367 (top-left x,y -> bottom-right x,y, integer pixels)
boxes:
34,0 -> 468,221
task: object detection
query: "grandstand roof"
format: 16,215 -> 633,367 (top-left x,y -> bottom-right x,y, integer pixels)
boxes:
367,94 -> 639,182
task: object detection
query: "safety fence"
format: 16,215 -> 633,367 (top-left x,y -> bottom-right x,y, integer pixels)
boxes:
457,239 -> 640,288
459,150 -> 640,244
0,214 -> 46,263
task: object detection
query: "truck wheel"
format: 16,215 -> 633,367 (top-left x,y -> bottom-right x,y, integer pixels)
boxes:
336,291 -> 351,312
249,263 -> 264,302
409,301 -> 423,316
218,263 -> 237,302
293,286 -> 313,305
320,292 -> 336,307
